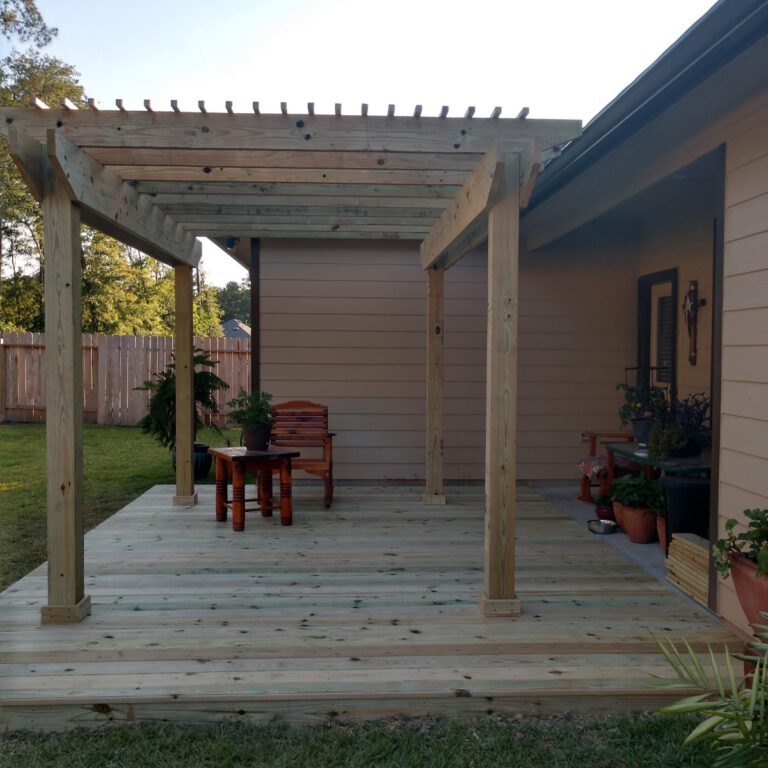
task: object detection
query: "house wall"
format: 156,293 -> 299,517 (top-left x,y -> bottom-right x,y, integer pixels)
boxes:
260,239 -> 489,481
261,235 -> 646,482
635,192 -> 716,398
719,109 -> 768,634
259,196 -> 715,483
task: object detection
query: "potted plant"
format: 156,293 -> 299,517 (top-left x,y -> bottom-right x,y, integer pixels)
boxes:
137,349 -> 229,479
713,508 -> 768,630
648,392 -> 711,460
617,381 -> 668,447
594,493 -> 614,522
610,474 -> 662,543
227,389 -> 273,450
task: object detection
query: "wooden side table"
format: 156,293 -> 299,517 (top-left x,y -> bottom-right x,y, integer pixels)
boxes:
208,447 -> 300,531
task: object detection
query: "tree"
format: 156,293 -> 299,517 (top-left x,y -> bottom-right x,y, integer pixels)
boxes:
217,279 -> 251,325
0,47 -> 225,338
1,0 -> 56,47
0,49 -> 84,316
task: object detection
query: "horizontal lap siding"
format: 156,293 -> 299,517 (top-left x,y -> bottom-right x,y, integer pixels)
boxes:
261,241 -> 432,481
260,242 -> 489,481
719,114 -> 768,634
518,234 -> 636,480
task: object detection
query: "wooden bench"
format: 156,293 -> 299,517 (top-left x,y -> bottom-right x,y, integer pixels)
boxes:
270,400 -> 335,508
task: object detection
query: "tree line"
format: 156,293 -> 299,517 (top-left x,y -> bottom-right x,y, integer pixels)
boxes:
0,2 -> 250,337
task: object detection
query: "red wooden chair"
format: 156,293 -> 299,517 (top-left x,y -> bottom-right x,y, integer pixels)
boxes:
270,400 -> 335,507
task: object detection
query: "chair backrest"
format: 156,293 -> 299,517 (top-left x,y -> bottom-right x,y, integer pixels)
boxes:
271,400 -> 329,448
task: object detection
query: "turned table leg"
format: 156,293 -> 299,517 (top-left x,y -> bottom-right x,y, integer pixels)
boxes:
258,468 -> 273,517
279,458 -> 293,526
231,462 -> 246,531
214,456 -> 228,522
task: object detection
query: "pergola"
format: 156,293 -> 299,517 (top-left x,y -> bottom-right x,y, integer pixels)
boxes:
1,100 -> 579,624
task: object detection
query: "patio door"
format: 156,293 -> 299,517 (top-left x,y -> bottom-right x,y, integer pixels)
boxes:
637,268 -> 678,402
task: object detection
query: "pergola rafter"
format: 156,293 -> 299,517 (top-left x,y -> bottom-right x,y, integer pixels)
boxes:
0,102 -> 580,624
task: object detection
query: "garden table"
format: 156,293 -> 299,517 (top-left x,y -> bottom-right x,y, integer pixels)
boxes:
208,447 -> 300,531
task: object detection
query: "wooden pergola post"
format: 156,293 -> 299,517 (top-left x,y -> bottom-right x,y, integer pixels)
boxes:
424,266 -> 446,504
249,238 -> 261,392
41,156 -> 91,624
173,264 -> 197,506
480,152 -> 521,617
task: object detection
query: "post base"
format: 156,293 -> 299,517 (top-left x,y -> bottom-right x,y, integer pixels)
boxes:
479,593 -> 521,617
423,492 -> 447,505
41,594 -> 91,624
173,492 -> 198,507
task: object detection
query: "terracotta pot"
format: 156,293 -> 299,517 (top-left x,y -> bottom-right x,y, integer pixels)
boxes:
622,505 -> 658,544
657,515 -> 667,556
730,554 -> 768,631
596,504 -> 615,522
613,501 -> 624,531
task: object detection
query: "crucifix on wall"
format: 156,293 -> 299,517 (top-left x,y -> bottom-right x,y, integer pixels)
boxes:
682,280 -> 706,365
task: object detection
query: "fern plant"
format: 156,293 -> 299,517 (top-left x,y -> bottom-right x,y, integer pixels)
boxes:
136,349 -> 229,450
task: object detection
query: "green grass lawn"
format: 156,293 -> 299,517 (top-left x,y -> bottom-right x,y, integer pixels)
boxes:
0,714 -> 715,768
0,423 -> 238,591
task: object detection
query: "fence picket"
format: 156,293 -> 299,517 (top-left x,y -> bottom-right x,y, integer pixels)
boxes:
0,332 -> 251,425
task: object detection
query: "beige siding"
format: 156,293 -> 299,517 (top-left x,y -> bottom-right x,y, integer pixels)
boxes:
635,194 -> 716,397
260,240 -> 488,481
719,114 -> 768,634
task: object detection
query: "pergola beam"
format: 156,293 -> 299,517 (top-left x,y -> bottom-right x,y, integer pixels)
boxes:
7,126 -> 44,201
107,166 -> 468,185
0,108 -> 581,154
420,146 -> 504,269
89,148 -> 482,172
45,130 -> 201,267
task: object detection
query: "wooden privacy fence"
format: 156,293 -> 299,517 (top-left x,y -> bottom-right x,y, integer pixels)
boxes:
0,333 -> 251,426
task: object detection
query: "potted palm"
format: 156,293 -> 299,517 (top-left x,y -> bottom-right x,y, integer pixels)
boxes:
227,389 -> 273,450
137,349 -> 229,479
713,508 -> 768,630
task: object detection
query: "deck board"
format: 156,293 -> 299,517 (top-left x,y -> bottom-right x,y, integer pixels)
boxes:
0,485 -> 740,730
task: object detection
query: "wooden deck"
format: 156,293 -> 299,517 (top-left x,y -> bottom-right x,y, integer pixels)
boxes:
0,485 -> 741,731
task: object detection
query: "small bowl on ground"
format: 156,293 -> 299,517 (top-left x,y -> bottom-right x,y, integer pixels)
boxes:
587,518 -> 619,535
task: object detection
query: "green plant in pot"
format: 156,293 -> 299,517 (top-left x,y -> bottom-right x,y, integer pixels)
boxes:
617,381 -> 668,447
594,493 -> 614,521
713,508 -> 768,631
610,474 -> 662,544
648,392 -> 712,460
137,349 -> 229,479
227,389 -> 273,451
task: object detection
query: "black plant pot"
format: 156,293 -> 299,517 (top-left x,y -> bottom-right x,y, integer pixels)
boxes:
241,424 -> 271,451
172,444 -> 213,480
660,475 -> 710,554
631,417 -> 653,448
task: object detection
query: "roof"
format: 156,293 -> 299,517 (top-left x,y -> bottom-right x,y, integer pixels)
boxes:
0,103 -> 579,269
529,0 -> 768,208
222,318 -> 251,339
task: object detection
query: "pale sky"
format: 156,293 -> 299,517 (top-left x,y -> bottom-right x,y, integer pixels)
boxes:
24,0 -> 719,285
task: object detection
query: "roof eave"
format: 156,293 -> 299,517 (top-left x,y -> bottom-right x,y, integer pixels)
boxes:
528,0 -> 768,210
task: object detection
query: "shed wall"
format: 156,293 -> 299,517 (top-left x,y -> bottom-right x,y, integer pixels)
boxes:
260,240 -> 487,481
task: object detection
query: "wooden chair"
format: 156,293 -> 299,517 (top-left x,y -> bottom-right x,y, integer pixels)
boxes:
270,400 -> 335,508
